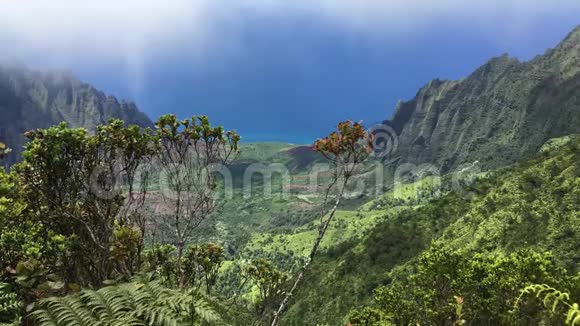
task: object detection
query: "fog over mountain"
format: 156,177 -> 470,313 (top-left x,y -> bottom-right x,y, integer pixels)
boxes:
1,1 -> 579,143
0,66 -> 152,166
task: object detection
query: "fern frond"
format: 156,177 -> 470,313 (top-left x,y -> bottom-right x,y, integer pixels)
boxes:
565,303 -> 580,326
514,284 -> 580,325
31,279 -> 224,326
0,282 -> 23,325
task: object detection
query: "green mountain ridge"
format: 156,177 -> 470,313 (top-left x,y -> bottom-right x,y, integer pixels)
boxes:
383,25 -> 580,171
0,65 -> 153,166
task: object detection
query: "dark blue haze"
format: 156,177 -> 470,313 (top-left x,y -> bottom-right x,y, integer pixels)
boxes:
65,15 -> 579,144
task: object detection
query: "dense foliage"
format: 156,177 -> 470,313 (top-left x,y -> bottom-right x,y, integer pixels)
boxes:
348,247 -> 579,325
0,115 -> 578,325
0,116 -> 239,325
280,135 -> 580,325
16,120 -> 155,286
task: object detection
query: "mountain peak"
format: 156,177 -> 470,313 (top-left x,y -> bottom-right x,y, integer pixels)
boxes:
380,26 -> 580,171
0,66 -> 153,166
568,25 -> 580,37
538,25 -> 580,78
557,25 -> 580,48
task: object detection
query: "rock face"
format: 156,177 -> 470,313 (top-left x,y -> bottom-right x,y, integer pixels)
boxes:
384,26 -> 580,171
0,66 -> 153,166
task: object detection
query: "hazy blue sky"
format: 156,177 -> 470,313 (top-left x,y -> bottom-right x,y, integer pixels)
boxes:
1,1 -> 579,143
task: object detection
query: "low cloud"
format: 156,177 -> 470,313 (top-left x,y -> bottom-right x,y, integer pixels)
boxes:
2,0 -> 579,56
1,0 -> 578,91
0,1 -> 215,63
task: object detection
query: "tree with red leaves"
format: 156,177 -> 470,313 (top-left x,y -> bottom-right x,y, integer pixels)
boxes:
271,121 -> 372,326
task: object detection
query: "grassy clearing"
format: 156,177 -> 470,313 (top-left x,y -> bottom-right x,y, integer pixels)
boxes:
242,208 -> 397,257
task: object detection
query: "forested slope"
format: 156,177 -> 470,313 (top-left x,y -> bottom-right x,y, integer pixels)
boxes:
282,135 -> 580,325
382,26 -> 580,171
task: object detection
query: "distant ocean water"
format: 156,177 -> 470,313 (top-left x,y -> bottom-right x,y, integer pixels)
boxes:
239,133 -> 314,146
237,120 -> 386,145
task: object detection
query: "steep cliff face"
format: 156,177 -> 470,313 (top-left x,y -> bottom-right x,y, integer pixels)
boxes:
0,66 -> 153,166
385,26 -> 580,171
